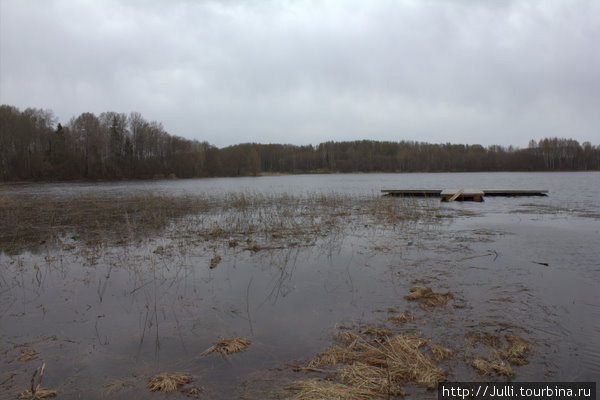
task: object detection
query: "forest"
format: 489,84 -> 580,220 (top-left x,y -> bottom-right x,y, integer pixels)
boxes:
1,104 -> 599,182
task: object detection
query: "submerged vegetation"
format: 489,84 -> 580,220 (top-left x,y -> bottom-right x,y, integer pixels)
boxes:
0,191 -> 439,255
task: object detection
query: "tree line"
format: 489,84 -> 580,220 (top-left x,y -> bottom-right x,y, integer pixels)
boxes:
1,104 -> 599,182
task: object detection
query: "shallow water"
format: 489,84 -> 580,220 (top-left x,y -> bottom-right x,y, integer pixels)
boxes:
1,172 -> 599,398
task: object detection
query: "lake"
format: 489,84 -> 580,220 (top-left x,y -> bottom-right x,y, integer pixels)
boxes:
1,172 -> 599,399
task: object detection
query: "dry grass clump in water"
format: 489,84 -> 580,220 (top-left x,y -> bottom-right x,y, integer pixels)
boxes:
469,333 -> 531,376
17,388 -> 57,399
466,331 -> 502,349
202,337 -> 251,356
501,334 -> 532,365
286,379 -> 381,400
389,310 -> 416,325
404,286 -> 454,307
471,356 -> 514,377
18,349 -> 39,362
209,254 -> 222,269
361,327 -> 393,337
147,373 -> 193,392
429,344 -> 454,362
18,362 -> 56,399
303,332 -> 445,396
338,362 -> 403,396
338,331 -> 362,344
366,334 -> 443,389
308,345 -> 360,368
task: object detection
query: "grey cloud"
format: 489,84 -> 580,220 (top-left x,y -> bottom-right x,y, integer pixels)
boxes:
1,0 -> 598,147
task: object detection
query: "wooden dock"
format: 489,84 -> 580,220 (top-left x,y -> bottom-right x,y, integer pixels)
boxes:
381,188 -> 548,202
440,189 -> 484,202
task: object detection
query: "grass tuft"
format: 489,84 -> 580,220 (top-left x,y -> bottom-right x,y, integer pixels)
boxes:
147,373 -> 193,392
286,379 -> 380,400
404,286 -> 454,307
201,337 -> 252,356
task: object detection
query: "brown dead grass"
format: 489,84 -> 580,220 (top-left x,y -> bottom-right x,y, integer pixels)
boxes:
308,345 -> 360,368
1,191 -> 439,255
389,311 -> 416,324
17,388 -> 57,399
361,327 -> 393,337
201,337 -> 251,356
502,334 -> 532,365
18,349 -> 38,362
182,386 -> 204,398
429,344 -> 454,362
404,286 -> 454,307
338,331 -> 362,344
209,254 -> 222,269
304,332 -> 445,397
471,356 -> 514,377
369,335 -> 443,389
147,373 -> 193,393
286,379 -> 381,400
466,331 -> 502,348
468,332 -> 531,376
338,362 -> 403,396
17,362 -> 57,399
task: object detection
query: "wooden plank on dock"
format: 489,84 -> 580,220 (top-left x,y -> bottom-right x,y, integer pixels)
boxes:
447,189 -> 463,202
381,189 -> 442,197
441,189 -> 484,202
482,189 -> 548,197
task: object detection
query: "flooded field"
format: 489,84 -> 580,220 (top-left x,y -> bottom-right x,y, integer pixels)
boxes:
1,172 -> 599,399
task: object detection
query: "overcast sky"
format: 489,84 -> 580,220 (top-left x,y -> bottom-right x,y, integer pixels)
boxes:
1,0 -> 599,148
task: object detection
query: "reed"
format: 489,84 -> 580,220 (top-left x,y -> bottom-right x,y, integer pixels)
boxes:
1,191 -> 439,254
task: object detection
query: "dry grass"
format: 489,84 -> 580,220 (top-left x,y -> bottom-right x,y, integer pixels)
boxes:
404,286 -> 454,307
17,388 -> 57,399
338,331 -> 362,344
303,332 -> 445,397
102,376 -> 137,397
286,379 -> 382,400
471,356 -> 514,377
338,362 -> 403,396
501,334 -> 532,365
469,333 -> 531,376
308,345 -> 360,368
17,362 -> 57,399
371,335 -> 443,389
201,337 -> 251,356
147,373 -> 193,392
209,254 -> 222,269
18,349 -> 38,362
389,311 -> 416,325
0,191 -> 440,255
361,327 -> 393,337
429,344 -> 454,362
483,333 -> 502,349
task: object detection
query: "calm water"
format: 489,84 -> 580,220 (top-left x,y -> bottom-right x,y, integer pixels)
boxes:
4,171 -> 600,216
1,172 -> 599,399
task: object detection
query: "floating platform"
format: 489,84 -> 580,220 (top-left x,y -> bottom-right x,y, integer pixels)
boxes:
381,188 -> 548,202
